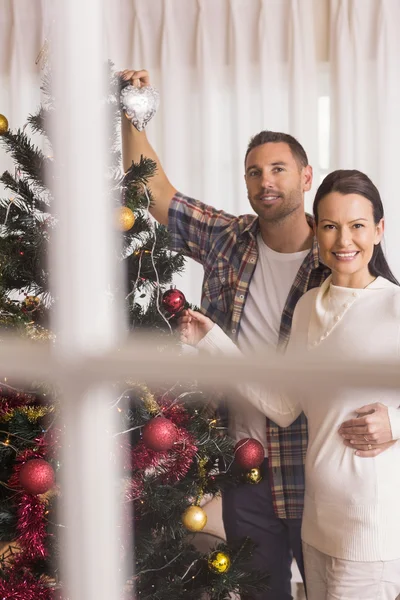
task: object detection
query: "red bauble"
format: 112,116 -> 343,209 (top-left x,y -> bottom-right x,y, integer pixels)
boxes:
142,417 -> 178,451
234,438 -> 264,470
19,458 -> 55,495
162,288 -> 186,315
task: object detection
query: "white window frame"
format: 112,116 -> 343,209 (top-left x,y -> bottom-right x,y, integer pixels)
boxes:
1,7 -> 398,600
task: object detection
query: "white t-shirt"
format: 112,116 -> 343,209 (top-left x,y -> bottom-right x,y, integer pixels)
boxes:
232,233 -> 309,451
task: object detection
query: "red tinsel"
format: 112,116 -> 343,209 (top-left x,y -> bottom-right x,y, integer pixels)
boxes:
0,564 -> 62,600
161,400 -> 190,426
131,392 -> 199,488
132,425 -> 197,484
7,448 -> 49,559
43,427 -> 62,450
0,578 -> 52,600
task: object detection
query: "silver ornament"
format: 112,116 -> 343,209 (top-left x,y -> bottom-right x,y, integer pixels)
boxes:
120,84 -> 160,131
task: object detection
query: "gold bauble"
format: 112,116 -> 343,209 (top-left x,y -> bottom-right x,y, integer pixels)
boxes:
116,206 -> 135,232
182,505 -> 207,532
245,467 -> 262,484
207,551 -> 231,574
0,114 -> 8,135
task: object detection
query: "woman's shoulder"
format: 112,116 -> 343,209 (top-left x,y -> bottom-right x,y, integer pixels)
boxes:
372,276 -> 399,291
372,277 -> 400,316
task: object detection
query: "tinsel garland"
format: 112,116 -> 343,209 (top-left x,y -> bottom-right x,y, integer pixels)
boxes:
7,448 -> 49,559
0,385 -> 37,420
162,399 -> 191,427
129,396 -> 198,530
1,405 -> 52,423
0,562 -> 62,600
130,392 -> 199,491
42,426 -> 63,455
129,383 -> 159,414
132,423 -> 197,485
0,420 -> 61,595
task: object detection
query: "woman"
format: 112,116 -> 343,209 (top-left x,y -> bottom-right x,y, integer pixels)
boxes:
179,170 -> 400,600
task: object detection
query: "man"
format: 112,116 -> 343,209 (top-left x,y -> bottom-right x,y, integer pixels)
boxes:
120,69 -> 397,599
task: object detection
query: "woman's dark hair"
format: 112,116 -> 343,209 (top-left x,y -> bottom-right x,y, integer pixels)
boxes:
313,169 -> 399,285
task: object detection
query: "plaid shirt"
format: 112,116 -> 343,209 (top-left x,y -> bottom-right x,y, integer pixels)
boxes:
168,192 -> 330,519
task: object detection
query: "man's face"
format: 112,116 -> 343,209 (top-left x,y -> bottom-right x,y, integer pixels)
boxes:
244,142 -> 312,223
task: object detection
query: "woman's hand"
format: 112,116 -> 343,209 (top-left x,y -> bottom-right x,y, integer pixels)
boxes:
178,309 -> 214,346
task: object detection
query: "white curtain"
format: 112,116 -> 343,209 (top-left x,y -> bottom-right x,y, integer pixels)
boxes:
1,0 -> 400,301
330,0 -> 400,280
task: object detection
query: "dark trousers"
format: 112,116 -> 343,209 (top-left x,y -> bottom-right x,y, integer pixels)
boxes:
222,460 -> 306,600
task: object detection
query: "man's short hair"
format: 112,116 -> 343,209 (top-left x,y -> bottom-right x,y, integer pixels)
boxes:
245,130 -> 309,169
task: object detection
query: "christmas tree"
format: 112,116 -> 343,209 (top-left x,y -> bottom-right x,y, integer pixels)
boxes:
0,69 -> 269,599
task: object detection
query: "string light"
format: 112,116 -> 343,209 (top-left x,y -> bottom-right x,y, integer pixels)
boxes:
110,386 -> 133,409
142,184 -> 172,332
113,424 -> 143,438
135,551 -> 183,576
180,558 -> 198,581
160,389 -> 202,412
110,383 -> 159,414
125,249 -> 143,300
0,430 -> 41,445
0,380 -> 37,397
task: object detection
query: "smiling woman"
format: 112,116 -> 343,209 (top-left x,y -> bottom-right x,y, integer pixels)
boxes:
313,170 -> 399,288
178,167 -> 400,599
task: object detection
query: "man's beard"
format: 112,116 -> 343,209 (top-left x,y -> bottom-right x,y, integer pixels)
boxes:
249,189 -> 303,225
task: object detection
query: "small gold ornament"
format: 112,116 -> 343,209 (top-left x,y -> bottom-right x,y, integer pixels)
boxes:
245,467 -> 262,484
182,505 -> 207,532
23,296 -> 40,310
207,550 -> 231,574
0,114 -> 8,135
116,206 -> 135,232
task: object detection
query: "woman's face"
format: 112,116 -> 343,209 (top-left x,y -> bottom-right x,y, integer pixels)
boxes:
315,192 -> 384,286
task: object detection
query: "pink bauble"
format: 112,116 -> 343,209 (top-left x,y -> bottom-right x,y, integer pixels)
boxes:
19,458 -> 55,495
142,417 -> 178,451
234,438 -> 264,470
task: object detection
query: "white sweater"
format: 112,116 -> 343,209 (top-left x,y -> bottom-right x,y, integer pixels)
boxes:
198,276 -> 400,561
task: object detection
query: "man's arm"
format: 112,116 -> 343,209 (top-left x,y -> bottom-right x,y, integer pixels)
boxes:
193,320 -> 302,428
120,69 -> 177,226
